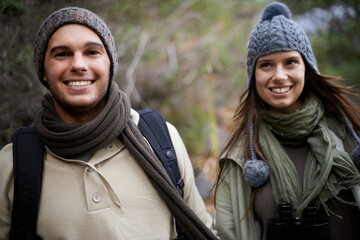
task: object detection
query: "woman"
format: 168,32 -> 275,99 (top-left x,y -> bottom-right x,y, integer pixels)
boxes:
215,2 -> 360,240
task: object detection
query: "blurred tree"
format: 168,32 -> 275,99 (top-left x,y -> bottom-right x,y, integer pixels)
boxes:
5,0 -> 358,165
3,0 -> 358,189
0,0 -> 265,157
282,0 -> 360,90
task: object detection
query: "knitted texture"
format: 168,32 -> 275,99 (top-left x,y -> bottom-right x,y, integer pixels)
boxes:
35,81 -> 130,158
34,7 -> 118,88
342,114 -> 360,170
246,2 -> 318,84
245,116 -> 270,187
243,159 -> 270,188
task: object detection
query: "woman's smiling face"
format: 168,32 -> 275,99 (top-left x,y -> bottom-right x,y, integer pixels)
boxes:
255,51 -> 306,114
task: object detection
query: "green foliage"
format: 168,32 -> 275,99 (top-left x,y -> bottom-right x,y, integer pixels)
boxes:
5,0 -> 358,158
216,40 -> 231,69
177,106 -> 208,155
282,0 -> 360,88
0,0 -> 263,153
16,44 -> 32,64
284,0 -> 360,13
0,0 -> 26,16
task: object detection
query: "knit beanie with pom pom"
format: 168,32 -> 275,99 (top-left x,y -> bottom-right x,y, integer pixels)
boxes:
246,2 -> 318,85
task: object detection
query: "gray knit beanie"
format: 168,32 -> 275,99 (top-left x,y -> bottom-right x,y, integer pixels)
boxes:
34,7 -> 118,88
246,2 -> 319,85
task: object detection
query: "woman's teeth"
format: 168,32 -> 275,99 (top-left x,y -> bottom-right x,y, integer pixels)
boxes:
271,87 -> 290,93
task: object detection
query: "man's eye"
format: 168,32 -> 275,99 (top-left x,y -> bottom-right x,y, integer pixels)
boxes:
54,52 -> 69,57
87,50 -> 100,55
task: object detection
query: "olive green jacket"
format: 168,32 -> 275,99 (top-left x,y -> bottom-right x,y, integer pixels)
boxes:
215,139 -> 261,240
215,130 -> 360,240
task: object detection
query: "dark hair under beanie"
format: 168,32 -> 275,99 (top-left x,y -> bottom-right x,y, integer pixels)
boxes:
34,7 -> 118,88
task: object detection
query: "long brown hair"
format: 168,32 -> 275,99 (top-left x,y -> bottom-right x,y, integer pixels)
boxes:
215,64 -> 360,202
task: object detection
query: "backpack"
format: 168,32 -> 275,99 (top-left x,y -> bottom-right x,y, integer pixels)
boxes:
10,109 -> 185,240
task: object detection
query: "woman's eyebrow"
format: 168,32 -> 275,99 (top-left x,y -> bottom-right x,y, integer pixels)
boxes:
286,56 -> 301,60
257,56 -> 301,63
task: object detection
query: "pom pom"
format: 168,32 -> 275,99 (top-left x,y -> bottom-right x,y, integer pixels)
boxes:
352,145 -> 360,171
261,2 -> 291,21
243,159 -> 270,188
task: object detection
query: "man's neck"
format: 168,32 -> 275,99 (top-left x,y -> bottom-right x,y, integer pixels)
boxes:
54,100 -> 106,124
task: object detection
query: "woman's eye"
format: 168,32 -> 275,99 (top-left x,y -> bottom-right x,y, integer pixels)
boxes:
287,59 -> 298,65
259,63 -> 271,68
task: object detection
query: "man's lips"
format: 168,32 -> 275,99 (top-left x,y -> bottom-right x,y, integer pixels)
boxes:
65,80 -> 94,87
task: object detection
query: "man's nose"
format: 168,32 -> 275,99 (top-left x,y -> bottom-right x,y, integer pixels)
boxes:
70,53 -> 88,73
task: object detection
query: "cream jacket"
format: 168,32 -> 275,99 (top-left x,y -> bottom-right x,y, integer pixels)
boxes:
0,109 -> 213,240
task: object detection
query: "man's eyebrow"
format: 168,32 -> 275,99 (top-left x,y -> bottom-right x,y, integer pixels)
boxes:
84,41 -> 104,49
49,42 -> 104,54
49,45 -> 69,55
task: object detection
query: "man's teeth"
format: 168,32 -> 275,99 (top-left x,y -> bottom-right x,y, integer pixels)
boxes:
271,87 -> 290,93
67,81 -> 92,87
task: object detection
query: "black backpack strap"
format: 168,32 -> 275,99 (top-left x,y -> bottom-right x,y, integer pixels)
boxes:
137,109 -> 184,197
10,126 -> 44,240
137,109 -> 185,240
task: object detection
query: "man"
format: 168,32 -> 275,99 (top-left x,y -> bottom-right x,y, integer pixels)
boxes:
0,7 -> 216,240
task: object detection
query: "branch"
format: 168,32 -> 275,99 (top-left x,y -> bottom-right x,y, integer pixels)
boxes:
125,31 -> 149,108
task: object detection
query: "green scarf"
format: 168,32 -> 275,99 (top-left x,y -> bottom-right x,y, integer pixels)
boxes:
258,97 -> 360,216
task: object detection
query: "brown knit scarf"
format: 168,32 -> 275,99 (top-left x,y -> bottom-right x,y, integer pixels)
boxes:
35,82 -> 216,240
35,81 -> 130,158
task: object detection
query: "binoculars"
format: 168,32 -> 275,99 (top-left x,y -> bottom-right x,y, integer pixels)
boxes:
267,202 -> 331,240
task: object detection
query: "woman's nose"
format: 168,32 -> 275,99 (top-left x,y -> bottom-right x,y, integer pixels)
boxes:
273,66 -> 287,81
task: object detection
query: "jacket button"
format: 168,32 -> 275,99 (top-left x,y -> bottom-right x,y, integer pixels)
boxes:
92,193 -> 102,203
165,150 -> 174,159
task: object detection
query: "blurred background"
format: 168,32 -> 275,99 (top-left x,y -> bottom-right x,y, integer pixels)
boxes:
1,0 -> 360,214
